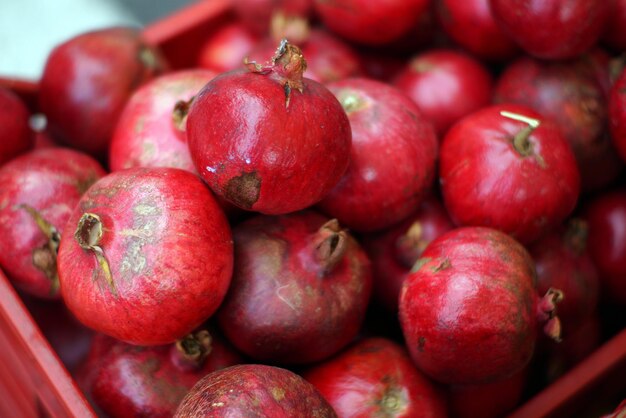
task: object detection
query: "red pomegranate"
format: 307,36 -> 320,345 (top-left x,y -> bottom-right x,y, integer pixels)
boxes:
0,148 -> 105,298
314,0 -> 430,46
609,67 -> 626,162
0,87 -> 33,166
39,27 -> 167,157
232,0 -> 313,36
363,197 -> 454,312
435,0 -> 519,61
109,69 -> 216,173
603,0 -> 626,51
186,40 -> 352,214
399,227 -> 563,384
197,22 -> 260,73
392,49 -> 493,137
317,78 -> 438,232
440,104 -> 580,244
78,330 -> 242,418
174,364 -> 337,417
57,167 -> 233,345
584,190 -> 626,304
529,219 -> 600,338
217,211 -> 372,364
303,337 -> 448,418
494,54 -> 622,191
489,0 -> 610,59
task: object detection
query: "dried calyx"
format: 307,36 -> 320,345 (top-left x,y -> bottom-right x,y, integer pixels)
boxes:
75,212 -> 116,295
312,219 -> 348,276
537,288 -> 564,342
172,330 -> 213,371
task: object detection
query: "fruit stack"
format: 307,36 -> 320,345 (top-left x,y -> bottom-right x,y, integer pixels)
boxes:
1,0 -> 626,417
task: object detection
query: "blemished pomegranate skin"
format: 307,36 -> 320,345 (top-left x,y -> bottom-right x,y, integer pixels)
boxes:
0,87 -> 33,166
187,41 -> 352,214
109,69 -> 217,173
174,364 -> 338,417
0,148 -> 106,298
399,227 -> 562,385
317,78 -> 438,233
440,104 -> 580,244
39,27 -> 166,157
57,167 -> 233,345
303,337 -> 448,418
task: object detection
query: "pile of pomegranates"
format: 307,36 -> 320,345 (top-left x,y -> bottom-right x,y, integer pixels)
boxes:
2,0 -> 626,416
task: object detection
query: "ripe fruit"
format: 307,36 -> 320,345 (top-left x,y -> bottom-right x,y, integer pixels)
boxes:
317,78 -> 438,232
399,227 -> 563,384
39,28 -> 167,156
314,0 -> 430,46
0,87 -> 33,166
79,330 -> 242,417
363,197 -> 454,312
109,69 -> 216,173
489,0 -> 610,59
187,40 -> 351,214
440,104 -> 580,244
197,22 -> 259,73
494,54 -> 621,191
0,148 -> 105,298
303,337 -> 448,418
174,364 -> 337,417
217,211 -> 372,364
57,167 -> 233,345
232,0 -> 313,36
393,50 -> 493,137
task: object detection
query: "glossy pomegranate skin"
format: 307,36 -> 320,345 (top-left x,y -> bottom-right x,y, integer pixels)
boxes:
174,364 -> 337,417
186,47 -> 351,214
314,0 -> 430,46
217,211 -> 372,364
393,50 -> 493,137
57,167 -> 233,345
232,0 -> 313,35
448,368 -> 527,418
80,332 -> 242,418
0,148 -> 105,298
317,78 -> 438,232
584,191 -> 626,304
603,0 -> 626,51
440,104 -> 580,244
109,69 -> 216,173
489,0 -> 610,60
609,68 -> 626,162
363,197 -> 454,312
0,87 -> 33,166
435,0 -> 519,61
529,220 -> 600,338
303,337 -> 448,418
39,27 -> 166,156
494,55 -> 622,192
399,227 -> 542,384
197,22 -> 259,73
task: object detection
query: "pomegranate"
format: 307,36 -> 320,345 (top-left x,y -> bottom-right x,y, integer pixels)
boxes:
174,364 -> 337,417
197,22 -> 260,73
363,197 -> 454,312
609,67 -> 626,162
399,226 -> 563,384
0,148 -> 106,298
603,0 -> 626,51
39,27 -> 167,156
584,190 -> 626,304
489,0 -> 610,59
317,78 -> 438,232
187,40 -> 351,214
303,337 -> 448,418
529,219 -> 600,338
0,87 -> 33,166
440,104 -> 580,244
392,49 -> 493,137
232,0 -> 313,36
494,54 -> 622,191
57,167 -> 233,345
448,368 -> 527,418
435,0 -> 519,61
109,69 -> 216,173
79,330 -> 242,418
314,0 -> 430,46
217,211 -> 372,364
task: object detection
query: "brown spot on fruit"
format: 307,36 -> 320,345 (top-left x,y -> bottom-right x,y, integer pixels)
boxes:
271,387 -> 286,401
418,336 -> 426,352
225,172 -> 261,209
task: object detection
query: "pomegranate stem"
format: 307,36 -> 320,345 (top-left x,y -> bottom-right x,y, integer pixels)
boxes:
75,213 -> 116,296
500,110 -> 540,156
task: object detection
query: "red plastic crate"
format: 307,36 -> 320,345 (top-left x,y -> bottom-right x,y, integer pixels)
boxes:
1,1 -> 625,416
